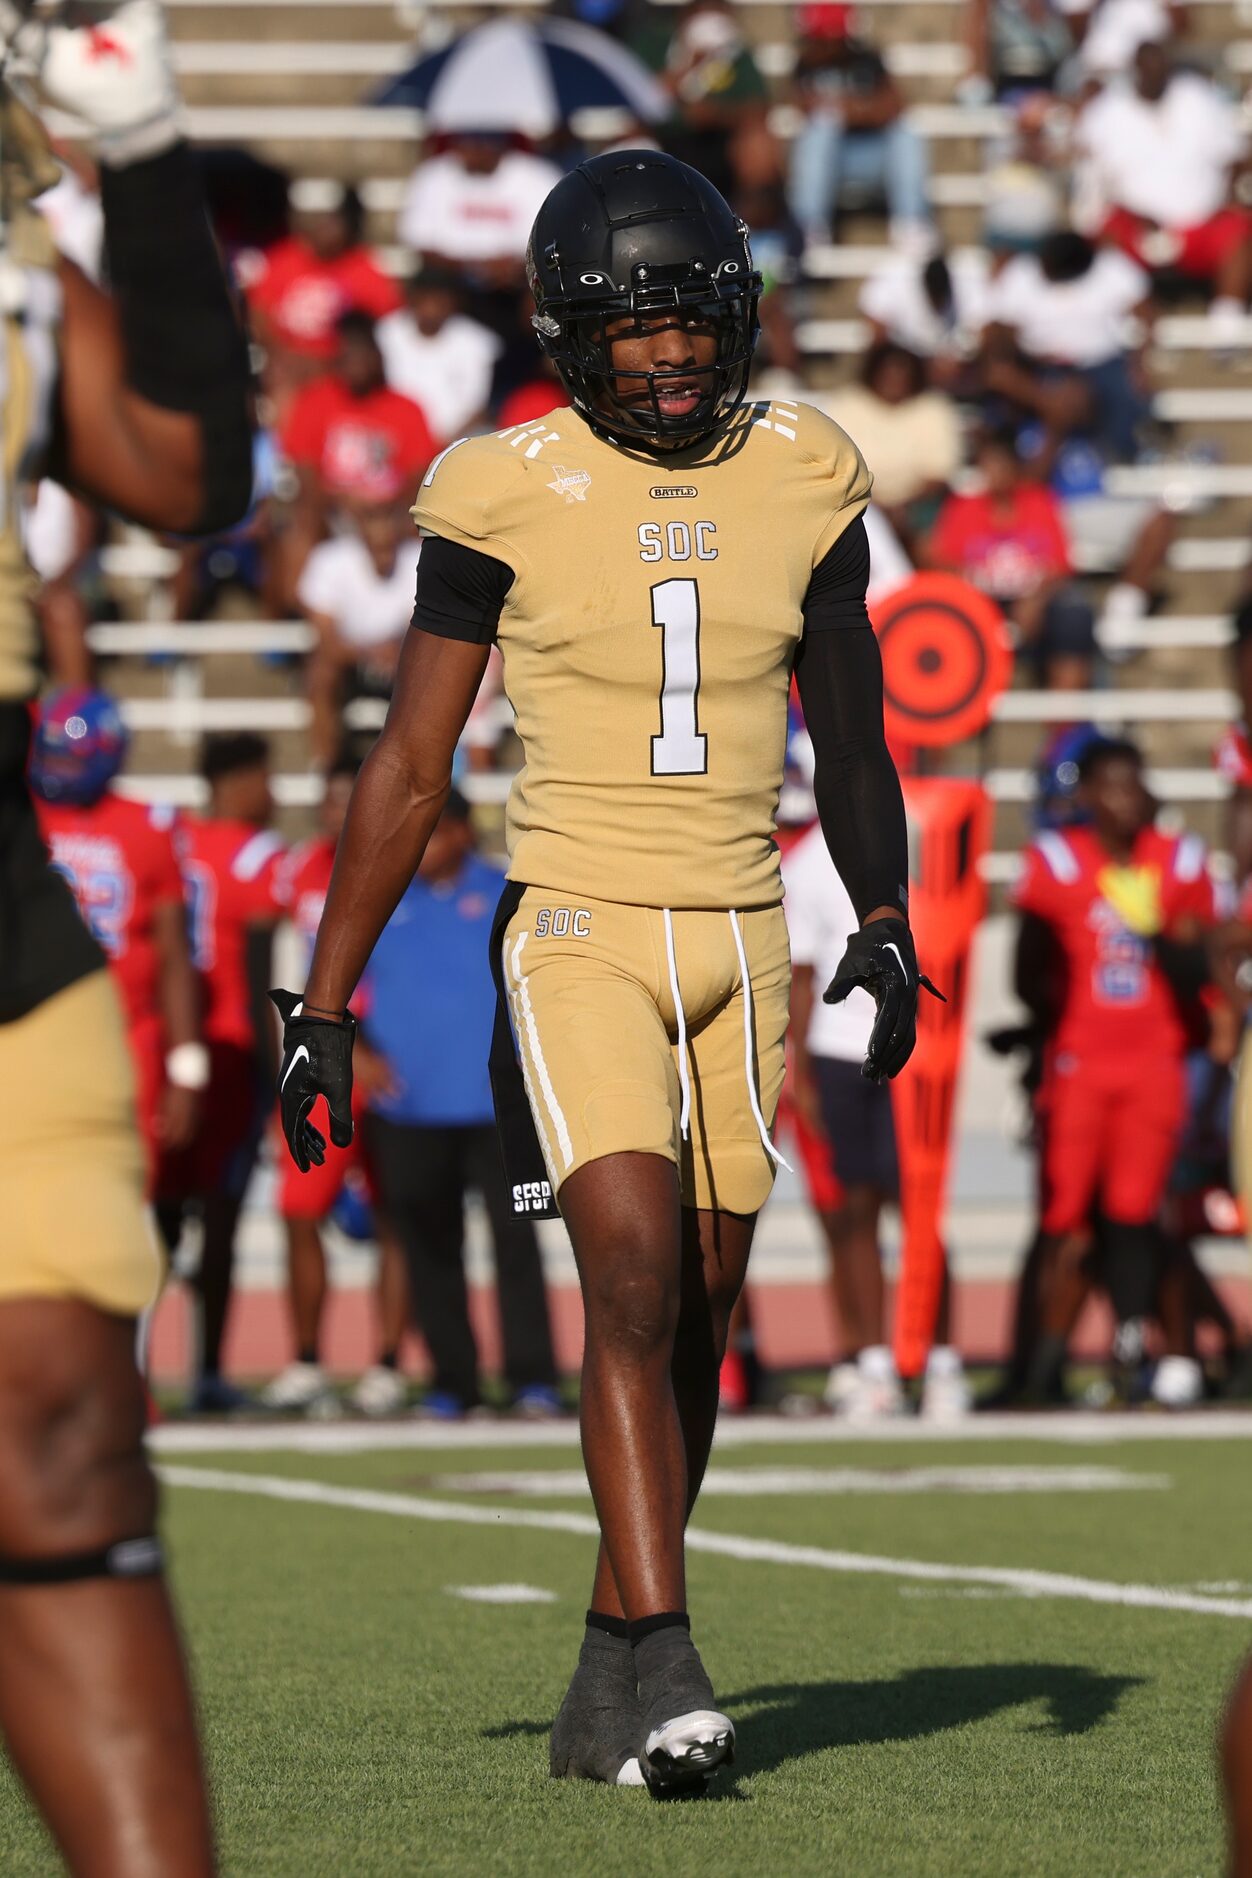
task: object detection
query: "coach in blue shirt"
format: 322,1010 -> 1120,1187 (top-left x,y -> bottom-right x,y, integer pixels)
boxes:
361,791 -> 558,1416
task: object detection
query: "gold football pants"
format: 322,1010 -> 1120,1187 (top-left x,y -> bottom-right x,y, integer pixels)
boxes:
0,970 -> 161,1316
501,888 -> 791,1216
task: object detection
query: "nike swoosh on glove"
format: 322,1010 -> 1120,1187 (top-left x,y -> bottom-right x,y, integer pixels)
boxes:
271,989 -> 356,1174
823,918 -> 945,1083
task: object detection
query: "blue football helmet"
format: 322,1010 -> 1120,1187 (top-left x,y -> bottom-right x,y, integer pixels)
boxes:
30,685 -> 129,806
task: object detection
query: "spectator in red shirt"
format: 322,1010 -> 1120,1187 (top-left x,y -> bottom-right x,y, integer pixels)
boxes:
1012,737 -> 1216,1397
247,181 -> 401,393
30,688 -> 203,1196
281,310 -> 436,594
170,734 -> 289,1413
925,427 -> 1097,689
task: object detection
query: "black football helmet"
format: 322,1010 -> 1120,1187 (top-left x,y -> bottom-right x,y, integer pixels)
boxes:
526,150 -> 762,452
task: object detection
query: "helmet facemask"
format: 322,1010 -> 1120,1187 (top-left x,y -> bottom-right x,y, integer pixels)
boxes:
533,258 -> 761,452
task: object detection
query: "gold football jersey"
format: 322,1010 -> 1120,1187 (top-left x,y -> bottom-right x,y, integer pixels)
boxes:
412,396 -> 870,910
0,96 -> 64,705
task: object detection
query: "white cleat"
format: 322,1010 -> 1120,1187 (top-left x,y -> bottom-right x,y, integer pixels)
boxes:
350,1364 -> 408,1418
828,1345 -> 906,1422
920,1345 -> 973,1422
1150,1354 -> 1204,1408
260,1360 -> 335,1414
643,1710 -> 735,1789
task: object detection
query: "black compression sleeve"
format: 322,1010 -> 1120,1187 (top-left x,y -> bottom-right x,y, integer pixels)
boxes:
412,536 -> 514,644
802,514 -> 873,631
794,522 -> 909,923
99,145 -> 253,535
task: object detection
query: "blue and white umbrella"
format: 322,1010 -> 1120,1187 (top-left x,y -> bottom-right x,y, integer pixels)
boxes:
376,18 -> 668,140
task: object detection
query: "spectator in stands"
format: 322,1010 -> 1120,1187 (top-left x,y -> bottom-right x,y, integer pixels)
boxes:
264,756 -> 411,1418
1074,39 -> 1251,326
376,263 -> 501,446
1070,0 -> 1188,89
925,426 -> 1097,688
859,247 -> 991,391
982,228 -> 1152,462
280,309 -> 436,593
787,2 -> 932,253
821,342 -> 961,552
398,132 -> 562,300
170,735 -> 289,1412
247,180 -> 400,397
361,793 -> 561,1419
652,0 -> 769,202
172,428 -> 284,625
298,497 -> 422,769
727,121 -> 804,379
981,90 -> 1065,255
964,0 -> 1074,101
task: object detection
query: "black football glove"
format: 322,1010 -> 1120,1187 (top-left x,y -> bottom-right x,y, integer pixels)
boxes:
823,917 -> 944,1083
270,989 -> 356,1173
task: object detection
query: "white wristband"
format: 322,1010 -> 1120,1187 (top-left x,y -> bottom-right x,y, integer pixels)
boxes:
166,1042 -> 210,1091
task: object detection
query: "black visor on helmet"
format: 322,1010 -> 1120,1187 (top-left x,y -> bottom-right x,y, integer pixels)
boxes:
527,152 -> 762,453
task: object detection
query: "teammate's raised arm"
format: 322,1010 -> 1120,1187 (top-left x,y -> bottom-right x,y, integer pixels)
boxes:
34,0 -> 252,534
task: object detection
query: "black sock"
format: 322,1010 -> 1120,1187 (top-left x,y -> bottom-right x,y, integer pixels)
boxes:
585,1609 -> 629,1640
628,1611 -> 690,1647
377,1350 -> 398,1370
297,1346 -> 318,1367
1024,1332 -> 1068,1398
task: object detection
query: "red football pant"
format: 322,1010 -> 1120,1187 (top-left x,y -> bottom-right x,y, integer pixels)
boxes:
1040,1054 -> 1185,1235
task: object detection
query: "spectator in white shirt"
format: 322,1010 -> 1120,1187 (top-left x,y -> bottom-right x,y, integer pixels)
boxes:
298,498 -> 421,768
783,826 -> 903,1417
399,134 -> 563,292
983,229 -> 1152,459
1075,40 -> 1252,317
377,265 -> 502,446
859,249 -> 991,390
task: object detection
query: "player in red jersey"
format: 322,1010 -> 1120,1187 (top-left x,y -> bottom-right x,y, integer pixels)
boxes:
1013,737 -> 1215,1394
168,734 -> 288,1412
30,688 -> 205,1188
263,755 -> 409,1416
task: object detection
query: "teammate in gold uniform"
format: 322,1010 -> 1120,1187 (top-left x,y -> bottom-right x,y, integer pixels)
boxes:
277,152 -> 932,1794
0,5 -> 250,1871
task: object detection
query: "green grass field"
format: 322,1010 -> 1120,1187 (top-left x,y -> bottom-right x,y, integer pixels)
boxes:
2,1416 -> 1250,1877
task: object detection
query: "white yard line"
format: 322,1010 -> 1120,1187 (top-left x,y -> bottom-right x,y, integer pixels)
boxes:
159,1465 -> 1252,1622
149,1409 -> 1252,1456
444,1584 -> 557,1605
431,1466 -> 1169,1497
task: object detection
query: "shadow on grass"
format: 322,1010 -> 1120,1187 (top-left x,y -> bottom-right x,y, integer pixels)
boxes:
484,1663 -> 1143,1797
722,1662 -> 1145,1779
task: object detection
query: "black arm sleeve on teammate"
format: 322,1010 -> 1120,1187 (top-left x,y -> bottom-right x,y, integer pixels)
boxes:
793,516 -> 910,924
411,535 -> 515,644
98,145 -> 253,534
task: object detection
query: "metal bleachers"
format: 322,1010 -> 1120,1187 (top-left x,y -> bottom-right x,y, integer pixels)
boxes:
73,0 -> 1252,875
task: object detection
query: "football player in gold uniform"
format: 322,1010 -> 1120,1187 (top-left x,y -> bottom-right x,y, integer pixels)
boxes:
277,151 -> 932,1794
0,4 -> 250,1869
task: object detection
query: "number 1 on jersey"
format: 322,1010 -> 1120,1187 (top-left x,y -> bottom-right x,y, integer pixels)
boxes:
650,578 -> 707,776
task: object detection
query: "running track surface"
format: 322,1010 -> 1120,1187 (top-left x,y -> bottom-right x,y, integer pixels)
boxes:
147,1275 -> 1252,1384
